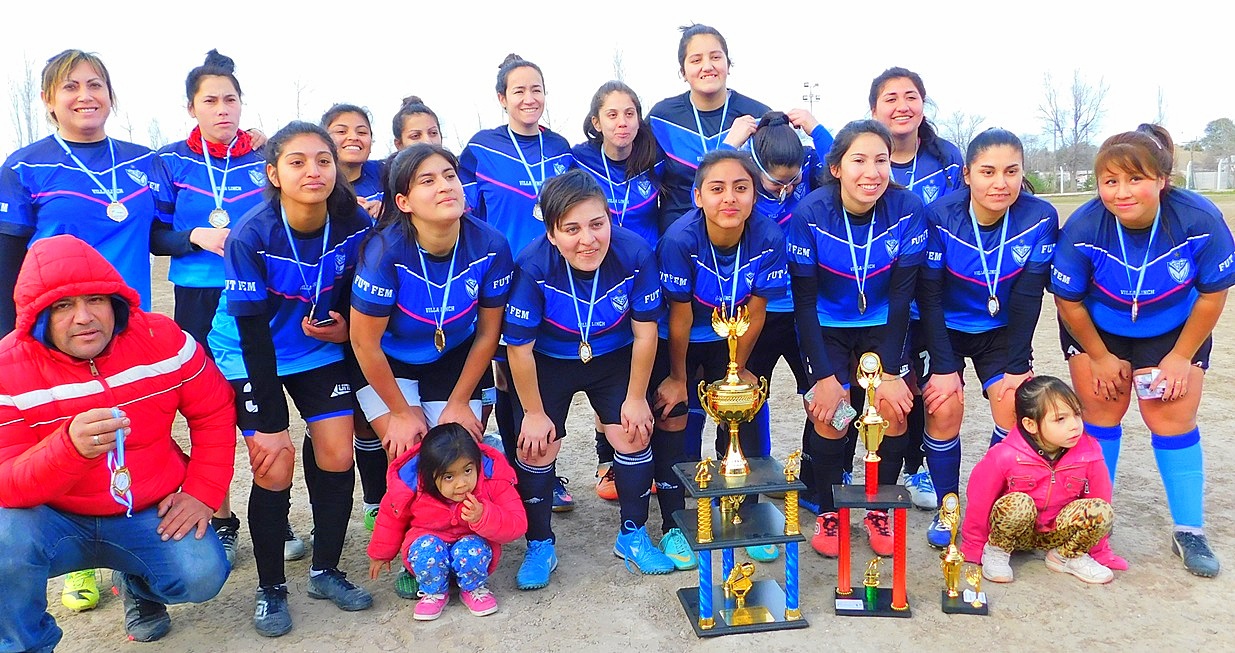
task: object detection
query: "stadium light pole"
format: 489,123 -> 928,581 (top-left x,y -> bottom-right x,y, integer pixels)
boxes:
802,82 -> 820,114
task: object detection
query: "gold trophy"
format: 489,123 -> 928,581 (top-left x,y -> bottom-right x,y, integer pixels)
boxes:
721,562 -> 772,626
939,493 -> 964,599
964,565 -> 985,609
856,353 -> 889,497
863,557 -> 882,610
698,306 -> 769,478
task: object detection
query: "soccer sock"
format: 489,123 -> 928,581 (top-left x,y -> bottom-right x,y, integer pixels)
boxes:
353,435 -> 388,505
876,434 -> 910,486
798,418 -> 819,511
596,429 -> 615,466
309,467 -> 355,572
808,434 -> 848,513
652,427 -> 687,533
923,433 -> 961,506
843,385 -> 863,474
1151,428 -> 1205,529
901,396 -> 926,475
613,446 -> 654,531
1087,423 -> 1123,483
301,432 -> 318,505
495,388 -> 518,468
248,483 -> 290,588
686,393 -> 705,460
989,424 -> 1010,448
515,459 -> 556,542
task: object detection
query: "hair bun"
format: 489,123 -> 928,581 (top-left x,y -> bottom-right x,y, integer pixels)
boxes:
203,49 -> 235,73
402,95 -> 423,106
499,53 -> 524,68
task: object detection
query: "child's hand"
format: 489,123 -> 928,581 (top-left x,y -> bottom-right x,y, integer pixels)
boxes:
461,492 -> 484,524
369,557 -> 392,580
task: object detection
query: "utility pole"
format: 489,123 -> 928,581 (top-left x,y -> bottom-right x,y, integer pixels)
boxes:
802,82 -> 820,114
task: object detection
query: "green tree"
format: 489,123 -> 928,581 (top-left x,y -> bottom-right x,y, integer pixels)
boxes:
1200,118 -> 1235,157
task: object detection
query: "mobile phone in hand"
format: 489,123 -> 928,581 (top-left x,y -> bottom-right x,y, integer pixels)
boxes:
312,317 -> 337,328
831,400 -> 858,431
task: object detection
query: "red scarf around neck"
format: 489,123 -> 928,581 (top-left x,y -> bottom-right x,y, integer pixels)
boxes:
188,126 -> 253,158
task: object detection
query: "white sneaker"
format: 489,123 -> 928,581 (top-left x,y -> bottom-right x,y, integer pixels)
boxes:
903,470 -> 937,511
1045,549 -> 1114,584
982,542 -> 1014,583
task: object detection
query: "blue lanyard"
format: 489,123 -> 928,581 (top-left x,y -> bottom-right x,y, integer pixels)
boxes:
201,137 -> 235,211
506,127 -> 545,196
108,407 -> 133,517
53,133 -> 120,203
566,264 -> 600,345
599,153 -> 632,227
415,238 -> 459,338
1114,206 -> 1161,322
842,208 -> 876,313
279,206 -> 331,315
691,91 -> 731,155
708,240 -> 742,319
969,203 -> 1010,315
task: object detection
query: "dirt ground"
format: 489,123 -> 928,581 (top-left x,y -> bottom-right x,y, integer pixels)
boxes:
48,194 -> 1235,651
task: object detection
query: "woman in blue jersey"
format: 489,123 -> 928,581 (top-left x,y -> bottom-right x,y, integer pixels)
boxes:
147,49 -> 267,567
324,104 -> 383,218
649,23 -> 771,231
787,120 -> 926,559
392,96 -> 444,150
652,150 -> 789,569
913,128 -> 1062,550
209,121 -> 373,636
1052,124 -> 1235,578
504,169 -> 674,588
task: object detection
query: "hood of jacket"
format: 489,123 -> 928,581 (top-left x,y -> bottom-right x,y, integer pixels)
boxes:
13,235 -> 140,343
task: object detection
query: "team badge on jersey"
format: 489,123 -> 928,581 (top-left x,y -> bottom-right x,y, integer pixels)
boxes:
611,292 -> 628,313
335,252 -> 346,276
637,179 -> 652,198
885,238 -> 900,258
922,182 -> 939,204
250,169 -> 266,187
126,168 -> 148,187
553,163 -> 566,176
744,271 -> 755,286
1012,243 -> 1032,266
1168,258 -> 1191,284
466,278 -> 479,300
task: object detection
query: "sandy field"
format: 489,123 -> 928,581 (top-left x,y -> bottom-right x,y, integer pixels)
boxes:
47,194 -> 1235,652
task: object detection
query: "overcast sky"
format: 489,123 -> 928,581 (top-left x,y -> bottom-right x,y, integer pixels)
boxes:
2,0 -> 1228,160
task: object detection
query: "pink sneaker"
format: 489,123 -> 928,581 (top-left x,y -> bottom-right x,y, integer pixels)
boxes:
413,592 -> 448,621
460,585 -> 499,616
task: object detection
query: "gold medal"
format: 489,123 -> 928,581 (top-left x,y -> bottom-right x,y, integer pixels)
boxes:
111,466 -> 132,495
987,295 -> 1000,317
579,341 -> 593,364
106,201 -> 128,222
1131,299 -> 1138,323
208,208 -> 230,228
858,291 -> 867,315
434,327 -> 446,353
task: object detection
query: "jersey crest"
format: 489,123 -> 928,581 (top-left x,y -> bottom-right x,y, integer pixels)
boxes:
611,291 -> 629,313
637,179 -> 653,198
126,168 -> 148,187
1168,257 -> 1191,284
1012,243 -> 1032,266
334,251 -> 346,276
249,169 -> 266,187
885,238 -> 900,259
553,162 -> 567,176
466,277 -> 480,299
922,181 -> 940,204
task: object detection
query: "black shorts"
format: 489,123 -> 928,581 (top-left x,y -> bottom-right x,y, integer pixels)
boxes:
747,310 -> 810,394
648,338 -> 730,410
819,326 -> 900,388
173,286 -> 222,359
525,344 -> 634,441
1059,322 -> 1212,371
911,325 -> 1010,397
231,359 -> 354,435
355,336 -> 487,422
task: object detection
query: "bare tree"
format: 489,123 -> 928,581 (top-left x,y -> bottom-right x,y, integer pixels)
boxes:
940,110 -> 985,155
119,112 -> 136,142
148,119 -> 168,150
292,80 -> 310,120
1155,86 -> 1168,126
1039,70 -> 1108,188
9,54 -> 43,149
612,49 -> 626,82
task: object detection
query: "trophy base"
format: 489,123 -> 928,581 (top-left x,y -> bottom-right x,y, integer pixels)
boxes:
677,580 -> 809,637
833,588 -> 911,618
941,590 -> 990,615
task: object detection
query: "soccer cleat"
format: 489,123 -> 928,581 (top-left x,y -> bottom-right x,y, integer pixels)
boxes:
1045,549 -> 1114,584
746,544 -> 780,562
863,511 -> 894,556
253,585 -> 292,637
927,513 -> 953,549
413,592 -> 449,621
112,571 -> 171,643
1172,530 -> 1221,578
658,527 -> 699,570
460,586 -> 500,617
811,513 -> 840,557
595,464 -> 618,501
904,470 -> 937,511
61,569 -> 100,612
284,524 -> 306,561
363,505 -> 380,532
307,569 -> 373,611
552,476 -> 575,512
981,542 -> 1014,583
516,539 -> 558,590
614,522 -> 676,575
394,569 -> 420,599
212,514 -> 241,566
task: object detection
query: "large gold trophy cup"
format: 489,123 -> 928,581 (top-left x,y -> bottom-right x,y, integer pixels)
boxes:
698,306 -> 769,477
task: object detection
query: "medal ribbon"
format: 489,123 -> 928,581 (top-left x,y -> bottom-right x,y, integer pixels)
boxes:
416,237 -> 459,342
841,208 -> 876,309
279,206 -> 331,316
507,127 -> 545,197
53,133 -> 121,205
566,264 -> 600,348
691,90 -> 731,156
201,135 -> 235,214
1114,205 -> 1161,317
708,240 -> 742,320
107,408 -> 133,517
599,153 -> 632,227
968,204 -> 1010,305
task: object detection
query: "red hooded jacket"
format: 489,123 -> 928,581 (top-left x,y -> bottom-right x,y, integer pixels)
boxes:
0,235 -> 236,514
368,441 -> 526,573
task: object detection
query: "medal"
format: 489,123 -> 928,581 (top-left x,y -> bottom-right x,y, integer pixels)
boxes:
508,127 -> 547,219
969,204 -> 1010,322
209,208 -> 230,228
579,341 -> 594,364
842,208 -> 876,318
858,291 -> 867,315
107,408 -> 134,518
106,201 -> 128,222
566,263 -> 601,365
111,466 -> 132,495
987,295 -> 1000,317
416,234 -> 459,357
1115,208 -> 1160,326
1131,299 -> 1139,323
600,151 -> 632,228
434,327 -> 446,353
280,206 -> 331,323
532,203 -> 543,222
691,90 -> 731,156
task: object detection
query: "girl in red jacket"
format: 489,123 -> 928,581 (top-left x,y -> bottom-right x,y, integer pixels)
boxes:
368,423 -> 526,620
961,376 -> 1124,585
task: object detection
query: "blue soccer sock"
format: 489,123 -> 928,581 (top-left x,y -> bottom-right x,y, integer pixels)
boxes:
1087,423 -> 1123,483
923,433 -> 961,506
613,445 -> 654,531
989,425 -> 1010,448
1151,428 -> 1205,529
514,459 -> 556,542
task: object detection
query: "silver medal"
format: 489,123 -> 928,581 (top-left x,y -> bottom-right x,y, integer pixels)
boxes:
579,341 -> 594,364
208,208 -> 230,228
858,291 -> 867,315
106,201 -> 128,222
987,295 -> 1000,317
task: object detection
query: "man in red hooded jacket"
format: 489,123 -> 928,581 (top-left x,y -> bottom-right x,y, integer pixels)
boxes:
0,235 -> 237,652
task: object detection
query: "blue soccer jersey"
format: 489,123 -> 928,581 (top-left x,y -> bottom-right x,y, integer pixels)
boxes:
924,189 -> 1058,333
892,138 -> 965,206
788,185 -> 928,328
209,201 -> 371,380
657,209 -> 789,342
648,90 -> 770,226
505,226 -> 663,359
352,160 -> 385,204
459,126 -> 574,256
1051,189 -> 1235,338
150,140 -> 266,288
0,135 -> 156,308
570,141 -> 663,248
351,214 -> 514,365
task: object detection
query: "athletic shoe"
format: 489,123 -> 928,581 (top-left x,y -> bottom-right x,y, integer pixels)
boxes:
112,571 -> 171,643
551,476 -> 575,513
658,528 -> 699,570
927,513 -> 952,549
1045,549 -> 1114,584
516,539 -> 558,590
1172,530 -> 1221,578
811,513 -> 840,557
746,544 -> 780,562
253,585 -> 292,637
284,524 -> 306,561
394,569 -> 420,599
307,569 -> 373,611
212,514 -> 241,566
595,464 -> 618,501
614,523 -> 676,574
460,585 -> 499,617
863,511 -> 894,556
363,505 -> 379,532
61,569 -> 99,612
981,543 -> 1014,583
842,470 -> 853,485
413,592 -> 449,621
904,470 -> 937,511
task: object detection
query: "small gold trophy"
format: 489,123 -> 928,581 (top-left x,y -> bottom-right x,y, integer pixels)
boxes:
855,353 -> 889,497
964,564 -> 985,609
939,493 -> 964,599
698,306 -> 768,478
722,562 -> 772,626
863,557 -> 882,610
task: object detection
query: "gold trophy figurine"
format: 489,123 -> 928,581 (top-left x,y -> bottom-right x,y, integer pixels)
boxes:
698,306 -> 769,477
964,564 -> 985,609
855,353 -> 889,496
939,493 -> 964,598
863,557 -> 882,609
721,562 -> 772,626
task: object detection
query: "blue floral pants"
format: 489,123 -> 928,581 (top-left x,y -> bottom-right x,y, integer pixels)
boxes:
408,534 -> 493,594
